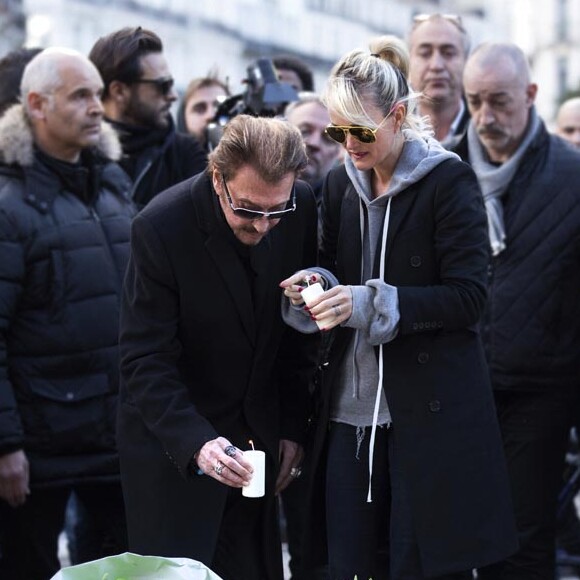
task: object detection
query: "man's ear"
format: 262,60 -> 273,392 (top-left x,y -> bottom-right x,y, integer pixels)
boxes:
212,169 -> 221,195
108,80 -> 131,104
526,83 -> 538,106
26,92 -> 46,121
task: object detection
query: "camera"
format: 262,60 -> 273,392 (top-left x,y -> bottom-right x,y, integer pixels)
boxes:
206,57 -> 299,150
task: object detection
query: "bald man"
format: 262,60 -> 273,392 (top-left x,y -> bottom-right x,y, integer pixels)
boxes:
0,48 -> 132,578
454,42 -> 580,579
556,97 -> 580,148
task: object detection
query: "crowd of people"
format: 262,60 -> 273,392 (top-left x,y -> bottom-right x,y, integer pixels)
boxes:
0,13 -> 579,580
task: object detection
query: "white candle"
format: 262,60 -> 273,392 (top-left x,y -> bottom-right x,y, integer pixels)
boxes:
300,282 -> 326,330
242,450 -> 265,498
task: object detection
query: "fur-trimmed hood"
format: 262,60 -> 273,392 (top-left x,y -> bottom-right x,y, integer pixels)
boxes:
0,104 -> 122,167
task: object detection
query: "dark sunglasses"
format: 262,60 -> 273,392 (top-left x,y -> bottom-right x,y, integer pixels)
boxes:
325,124 -> 381,144
222,176 -> 296,220
131,76 -> 174,96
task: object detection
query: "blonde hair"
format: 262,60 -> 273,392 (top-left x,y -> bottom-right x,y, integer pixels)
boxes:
322,35 -> 432,139
208,114 -> 307,183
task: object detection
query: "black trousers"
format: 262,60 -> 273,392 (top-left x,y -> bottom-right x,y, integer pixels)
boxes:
211,486 -> 279,580
325,422 -> 472,580
478,389 -> 577,580
0,481 -> 127,580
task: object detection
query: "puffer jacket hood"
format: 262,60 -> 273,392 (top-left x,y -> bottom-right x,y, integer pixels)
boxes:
0,103 -> 122,167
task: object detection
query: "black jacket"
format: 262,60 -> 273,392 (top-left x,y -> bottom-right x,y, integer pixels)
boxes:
118,172 -> 319,577
0,105 -> 136,488
305,159 -> 517,576
109,116 -> 207,209
455,122 -> 580,391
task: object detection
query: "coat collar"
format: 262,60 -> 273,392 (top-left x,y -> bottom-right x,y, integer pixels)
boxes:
191,174 -> 277,346
0,104 -> 122,167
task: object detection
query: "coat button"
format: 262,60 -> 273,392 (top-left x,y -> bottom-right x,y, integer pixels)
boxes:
410,255 -> 422,267
66,392 -> 74,400
417,352 -> 429,364
428,400 -> 441,412
437,321 -> 443,328
412,323 -> 418,330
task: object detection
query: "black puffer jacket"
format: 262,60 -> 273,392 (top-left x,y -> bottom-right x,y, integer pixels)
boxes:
0,105 -> 136,488
455,122 -> 580,391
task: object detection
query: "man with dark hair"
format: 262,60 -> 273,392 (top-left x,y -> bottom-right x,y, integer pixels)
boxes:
0,47 -> 133,580
273,55 -> 314,92
89,26 -> 207,208
456,41 -> 580,579
118,114 -> 318,580
0,47 -> 43,116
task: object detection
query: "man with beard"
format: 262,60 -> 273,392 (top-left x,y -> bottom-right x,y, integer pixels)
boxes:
89,27 -> 207,208
455,42 -> 580,579
408,13 -> 470,146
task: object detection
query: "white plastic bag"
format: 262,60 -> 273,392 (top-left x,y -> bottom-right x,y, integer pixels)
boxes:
49,552 -> 224,580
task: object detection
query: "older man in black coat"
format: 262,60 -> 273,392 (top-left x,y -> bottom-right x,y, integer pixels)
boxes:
119,115 -> 319,580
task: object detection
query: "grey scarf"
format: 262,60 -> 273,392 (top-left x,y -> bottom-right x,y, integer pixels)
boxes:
467,107 -> 541,256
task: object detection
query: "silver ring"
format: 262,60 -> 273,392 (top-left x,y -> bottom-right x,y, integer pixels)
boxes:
214,461 -> 225,476
332,304 -> 342,317
224,445 -> 237,457
290,467 -> 302,479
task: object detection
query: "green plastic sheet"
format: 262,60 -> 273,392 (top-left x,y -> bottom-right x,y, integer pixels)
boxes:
50,552 -> 224,580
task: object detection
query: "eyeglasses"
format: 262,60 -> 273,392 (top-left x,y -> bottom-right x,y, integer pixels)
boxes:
324,108 -> 394,144
412,13 -> 465,33
221,176 -> 296,220
131,76 -> 174,96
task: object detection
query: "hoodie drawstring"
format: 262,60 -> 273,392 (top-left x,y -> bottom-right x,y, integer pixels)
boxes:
366,195 -> 392,503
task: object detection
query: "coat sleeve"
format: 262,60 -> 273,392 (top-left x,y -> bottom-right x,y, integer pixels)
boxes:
275,185 -> 320,444
0,208 -> 25,455
119,212 -> 218,477
397,162 -> 489,334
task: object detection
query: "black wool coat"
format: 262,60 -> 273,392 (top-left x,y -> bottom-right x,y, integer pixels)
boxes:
304,160 -> 518,577
118,172 -> 319,578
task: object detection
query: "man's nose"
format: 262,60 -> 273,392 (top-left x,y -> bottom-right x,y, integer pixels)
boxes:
166,87 -> 178,103
478,101 -> 496,125
253,216 -> 273,233
89,95 -> 104,115
428,51 -> 445,69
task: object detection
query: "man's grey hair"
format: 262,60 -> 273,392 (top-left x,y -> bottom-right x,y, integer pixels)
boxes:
20,47 -> 91,113
467,42 -> 532,86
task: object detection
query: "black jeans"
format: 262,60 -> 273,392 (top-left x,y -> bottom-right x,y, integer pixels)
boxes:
211,486 -> 274,580
478,389 -> 577,580
0,482 -> 127,580
325,422 -> 472,580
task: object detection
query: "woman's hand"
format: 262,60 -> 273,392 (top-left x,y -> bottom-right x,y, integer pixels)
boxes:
279,270 -> 323,306
306,284 -> 353,331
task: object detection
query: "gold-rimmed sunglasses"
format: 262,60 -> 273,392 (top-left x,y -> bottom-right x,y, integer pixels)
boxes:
324,105 -> 397,144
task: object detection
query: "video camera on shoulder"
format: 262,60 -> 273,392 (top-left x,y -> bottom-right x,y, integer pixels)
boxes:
206,57 -> 299,150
